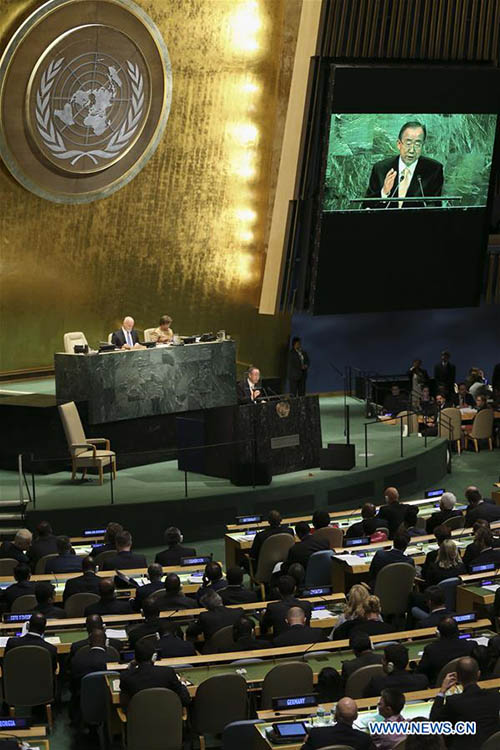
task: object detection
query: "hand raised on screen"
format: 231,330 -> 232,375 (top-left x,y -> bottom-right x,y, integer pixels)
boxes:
383,168 -> 397,196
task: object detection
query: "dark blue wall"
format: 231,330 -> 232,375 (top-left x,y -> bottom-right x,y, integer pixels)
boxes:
291,304 -> 500,392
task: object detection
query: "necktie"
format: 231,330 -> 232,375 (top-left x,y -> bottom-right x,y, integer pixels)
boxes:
398,167 -> 411,208
126,330 -> 133,347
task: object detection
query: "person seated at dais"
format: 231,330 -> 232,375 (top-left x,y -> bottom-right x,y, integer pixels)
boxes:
150,314 -> 174,344
111,316 -> 140,349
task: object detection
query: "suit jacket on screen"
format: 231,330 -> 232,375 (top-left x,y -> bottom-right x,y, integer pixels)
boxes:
365,155 -> 444,208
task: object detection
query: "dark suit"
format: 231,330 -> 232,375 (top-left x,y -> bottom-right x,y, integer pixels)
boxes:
154,544 -> 196,566
341,650 -> 383,682
62,571 -> 101,603
186,605 -> 243,641
219,585 -> 258,606
345,520 -> 366,538
195,578 -> 227,605
236,379 -> 262,405
102,550 -> 147,571
365,155 -> 443,208
417,637 -> 475,686
273,624 -> 320,647
84,597 -> 133,616
2,580 -> 36,610
465,501 -> 500,527
376,502 -> 408,538
69,636 -> 123,659
225,636 -> 272,652
31,602 -> 66,619
302,721 -> 376,750
153,592 -> 198,611
467,547 -> 500,572
156,634 -> 197,659
369,547 -> 415,581
285,534 -> 330,570
120,662 -> 190,706
430,682 -> 500,749
463,536 -> 500,570
250,525 -> 294,563
426,509 -> 463,534
455,392 -> 475,408
111,328 -> 139,348
425,561 -> 465,586
434,361 -> 456,394
132,581 -> 165,612
70,646 -> 108,694
332,618 -> 393,641
0,542 -> 27,565
128,616 -> 163,649
28,535 -> 58,569
363,669 -> 429,698
5,632 -> 57,671
261,597 -> 312,637
288,348 -> 310,397
45,553 -> 82,574
416,607 -> 456,629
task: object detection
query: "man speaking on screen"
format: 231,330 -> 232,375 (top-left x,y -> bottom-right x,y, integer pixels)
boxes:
365,121 -> 443,208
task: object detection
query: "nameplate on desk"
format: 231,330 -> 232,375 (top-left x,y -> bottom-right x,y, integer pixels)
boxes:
425,489 -> 445,499
272,694 -> 318,711
3,613 -> 31,623
83,528 -> 106,536
235,514 -> 262,525
454,612 -> 477,623
0,718 -> 30,729
181,555 -> 212,566
271,434 -> 300,450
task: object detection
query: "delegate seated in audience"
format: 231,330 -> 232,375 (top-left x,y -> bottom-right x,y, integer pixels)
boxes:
455,382 -> 475,408
186,589 -> 243,644
69,613 -> 123,658
315,666 -> 344,703
467,526 -> 500,571
156,624 -> 197,659
462,520 -> 496,569
70,628 -> 109,701
102,530 -> 147,571
402,506 -> 422,538
2,563 -> 35,610
119,640 -> 191,708
464,486 -> 500,526
467,367 -> 489,398
363,643 -> 429,697
330,583 -> 373,637
288,562 -> 307,596
341,631 -> 383,683
345,503 -> 376,538
416,616 -> 475,686
260,575 -> 312,637
62,556 -> 101,603
153,573 -> 198,610
382,385 -> 407,416
84,578 -> 133,616
372,688 -> 406,750
27,521 -> 58,569
430,656 -> 500,749
421,525 -> 452,580
426,492 -> 462,534
301,696 -> 376,750
29,581 -> 66,619
332,596 -> 393,641
222,615 -> 271,652
5,612 -> 57,671
154,526 -> 196,566
419,385 -> 437,418
219,566 -> 257,605
91,521 -> 123,556
424,538 -> 466,585
0,528 -> 32,564
195,561 -> 227,604
369,531 -> 415,582
413,586 -> 456,628
272,606 -> 321,647
283,521 -> 330,570
127,597 -> 164,648
311,509 -> 332,532
376,487 -> 407,538
249,509 -> 293,565
132,563 -> 165,612
45,535 -> 82,574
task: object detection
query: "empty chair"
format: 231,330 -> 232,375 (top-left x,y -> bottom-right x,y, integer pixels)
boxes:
222,719 -> 265,750
249,533 -> 295,599
191,674 -> 248,750
345,663 -> 385,698
314,526 -> 344,549
260,662 -> 313,709
11,595 -> 37,613
92,549 -> 117,569
35,553 -> 58,574
126,688 -> 183,750
442,515 -> 465,531
435,657 -> 463,689
107,333 -> 113,344
305,550 -> 334,588
3,646 -> 54,727
63,331 -> 89,353
374,562 -> 416,619
58,401 -> 116,484
143,328 -> 156,342
203,624 -> 236,654
0,559 -> 19,576
80,670 -> 120,750
481,730 -> 500,750
439,408 -> 462,453
437,577 -> 461,611
465,409 -> 494,452
64,592 -> 100,617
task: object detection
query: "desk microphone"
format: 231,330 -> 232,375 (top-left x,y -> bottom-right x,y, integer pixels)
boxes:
417,176 -> 427,207
385,172 -> 404,209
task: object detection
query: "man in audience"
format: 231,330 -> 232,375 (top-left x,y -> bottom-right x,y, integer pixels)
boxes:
462,520 -> 500,569
284,521 -> 330,570
2,563 -> 35,610
132,563 -> 164,612
154,573 -> 198,610
430,656 -> 500,748
91,522 -> 123,556
195,561 -> 227,604
464,486 -> 500,526
372,688 -> 406,750
403,506 -> 422,538
369,531 -> 415,582
28,521 -> 58,569
0,528 -> 32,563
376,488 -> 407,538
426,492 -> 462,534
70,628 -> 109,701
363,643 -> 429,697
414,586 -> 455,628
301,696 -> 376,750
219,566 -> 257,605
30,581 -> 66,619
382,385 -> 407,416
273,606 -> 321,647
127,597 -> 163,648
341,631 -> 383,683
287,563 -> 307,596
455,382 -> 475,408
261,575 -> 312,637
346,503 -> 376,538
154,526 -> 196,566
69,613 -> 123,658
45,536 -> 82,574
156,624 -> 197,659
434,350 -> 456,397
5,612 -> 57,671
84,578 -> 133,616
119,640 -> 190,708
417,616 -> 475,686
249,510 -> 293,565
62,556 -> 100,603
467,526 -> 500,570
225,616 -> 271,652
312,509 -> 331,531
102,530 -> 147,571
186,589 -> 243,644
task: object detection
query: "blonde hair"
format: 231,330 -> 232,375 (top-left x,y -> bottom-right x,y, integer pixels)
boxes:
344,583 -> 370,619
437,539 -> 460,569
362,595 -> 382,618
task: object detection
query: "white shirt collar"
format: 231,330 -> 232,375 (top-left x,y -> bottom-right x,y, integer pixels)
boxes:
27,631 -> 43,638
398,157 -> 418,179
247,378 -> 255,389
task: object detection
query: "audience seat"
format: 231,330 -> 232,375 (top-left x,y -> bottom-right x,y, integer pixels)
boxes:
465,409 -> 494,452
204,625 -> 236,654
80,670 -> 120,750
344,664 -> 385,699
92,549 -> 117,569
58,401 -> 116,484
143,328 -> 156,342
35,553 -> 58,574
437,577 -> 461,611
63,332 -> 89,353
435,657 -> 464,689
305,550 -> 334,587
249,533 -> 295,599
481,730 -> 500,750
65,593 -> 100,617
0,559 -> 20,577
191,674 -> 248,750
126,688 -> 183,750
4,645 -> 55,727
260,662 -> 313,709
439,407 -> 462,453
374,562 -> 416,620
314,526 -> 344,549
443,515 -> 465,531
222,719 -> 265,750
11,594 -> 36,613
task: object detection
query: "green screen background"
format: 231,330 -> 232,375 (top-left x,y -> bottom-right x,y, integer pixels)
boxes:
323,113 -> 497,211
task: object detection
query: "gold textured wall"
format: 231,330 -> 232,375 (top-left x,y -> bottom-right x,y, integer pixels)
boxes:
0,0 -> 302,375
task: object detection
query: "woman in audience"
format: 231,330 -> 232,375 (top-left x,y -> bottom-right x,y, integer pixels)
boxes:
332,596 -> 393,640
424,539 -> 465,586
462,519 -> 490,569
363,643 -> 429,697
329,583 -> 372,637
316,666 -> 344,703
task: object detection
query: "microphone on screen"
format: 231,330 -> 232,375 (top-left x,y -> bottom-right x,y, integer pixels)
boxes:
385,172 -> 405,209
417,176 -> 427,207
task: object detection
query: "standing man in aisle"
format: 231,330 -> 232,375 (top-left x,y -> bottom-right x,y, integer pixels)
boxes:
288,337 -> 310,397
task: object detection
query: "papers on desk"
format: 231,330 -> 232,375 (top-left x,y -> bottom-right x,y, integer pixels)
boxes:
406,546 -> 422,555
0,637 -> 9,647
106,629 -> 127,639
332,553 -> 368,566
188,573 -> 204,583
481,584 -> 500,592
472,636 -> 491,647
112,679 -> 120,691
311,609 -> 332,621
272,562 -> 283,575
45,636 -> 61,644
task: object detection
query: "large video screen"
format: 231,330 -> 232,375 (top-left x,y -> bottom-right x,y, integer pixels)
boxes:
323,113 -> 497,212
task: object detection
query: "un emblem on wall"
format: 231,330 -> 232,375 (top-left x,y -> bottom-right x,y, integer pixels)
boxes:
0,0 -> 171,202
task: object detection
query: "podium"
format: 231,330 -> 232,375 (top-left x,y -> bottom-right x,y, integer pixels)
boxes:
177,395 -> 322,485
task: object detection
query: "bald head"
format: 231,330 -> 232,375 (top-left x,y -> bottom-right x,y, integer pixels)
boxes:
28,612 -> 46,635
286,606 -> 306,626
335,697 -> 358,725
122,316 -> 134,330
457,657 -> 479,685
86,614 -> 104,633
89,629 -> 107,649
384,487 -> 399,504
98,578 -> 115,599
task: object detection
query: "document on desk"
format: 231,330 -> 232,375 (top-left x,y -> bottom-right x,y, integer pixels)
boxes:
481,584 -> 500,592
0,637 -> 9,647
106,628 -> 127,639
45,636 -> 61,644
332,553 -> 368,566
311,609 -> 333,620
